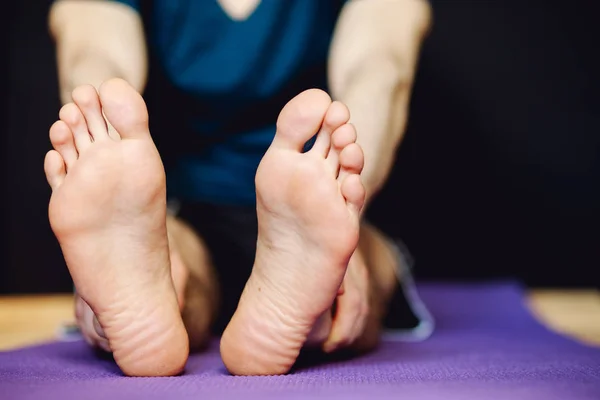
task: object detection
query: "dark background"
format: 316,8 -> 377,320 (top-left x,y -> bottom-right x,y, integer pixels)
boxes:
2,0 -> 599,294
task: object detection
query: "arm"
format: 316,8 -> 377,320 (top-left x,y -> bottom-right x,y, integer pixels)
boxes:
49,0 -> 148,104
328,0 -> 432,206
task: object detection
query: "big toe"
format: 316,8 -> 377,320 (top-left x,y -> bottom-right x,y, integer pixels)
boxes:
273,89 -> 332,151
98,78 -> 150,140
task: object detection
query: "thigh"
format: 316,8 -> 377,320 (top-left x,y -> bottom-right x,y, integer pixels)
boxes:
176,201 -> 258,334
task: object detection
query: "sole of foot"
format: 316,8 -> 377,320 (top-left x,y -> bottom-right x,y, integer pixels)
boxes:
220,89 -> 365,375
44,78 -> 188,376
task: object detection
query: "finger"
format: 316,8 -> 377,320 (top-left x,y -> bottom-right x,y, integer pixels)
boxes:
77,295 -> 110,352
348,252 -> 371,339
322,287 -> 362,353
350,299 -> 370,345
348,267 -> 370,343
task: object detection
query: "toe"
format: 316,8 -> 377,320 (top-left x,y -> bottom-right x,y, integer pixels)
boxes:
341,174 -> 366,214
324,101 -> 350,129
309,128 -> 331,158
339,148 -> 366,214
326,123 -> 357,175
59,103 -> 92,152
338,142 -> 364,182
99,78 -> 150,140
71,85 -> 110,142
310,101 -> 350,158
49,120 -> 78,170
274,89 -> 331,151
44,150 -> 66,190
332,123 -> 357,150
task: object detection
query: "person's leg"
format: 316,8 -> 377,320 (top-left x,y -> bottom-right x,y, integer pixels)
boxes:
45,78 -> 216,376
220,90 -> 366,375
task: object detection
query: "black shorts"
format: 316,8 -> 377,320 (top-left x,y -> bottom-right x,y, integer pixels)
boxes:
176,201 -> 434,338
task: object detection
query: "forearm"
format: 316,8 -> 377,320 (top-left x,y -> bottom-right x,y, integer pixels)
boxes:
57,51 -> 136,104
332,61 -> 411,202
329,0 -> 431,205
50,0 -> 148,104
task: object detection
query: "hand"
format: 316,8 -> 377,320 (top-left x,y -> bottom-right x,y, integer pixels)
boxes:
322,249 -> 370,353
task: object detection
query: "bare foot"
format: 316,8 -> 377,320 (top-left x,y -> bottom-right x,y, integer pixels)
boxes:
220,89 -> 366,375
44,79 -> 188,376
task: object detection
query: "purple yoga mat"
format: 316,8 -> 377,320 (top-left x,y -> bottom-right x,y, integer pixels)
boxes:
1,282 -> 599,400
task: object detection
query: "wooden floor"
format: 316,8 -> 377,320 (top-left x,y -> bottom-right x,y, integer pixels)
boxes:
528,289 -> 600,346
0,290 -> 599,350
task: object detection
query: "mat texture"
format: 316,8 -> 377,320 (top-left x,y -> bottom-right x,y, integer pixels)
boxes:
1,282 -> 599,399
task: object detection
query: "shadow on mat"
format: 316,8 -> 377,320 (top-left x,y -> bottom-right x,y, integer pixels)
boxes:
211,348 -> 361,376
291,348 -> 361,372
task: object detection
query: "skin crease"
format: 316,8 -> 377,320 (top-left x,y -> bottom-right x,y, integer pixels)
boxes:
48,0 -> 432,367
